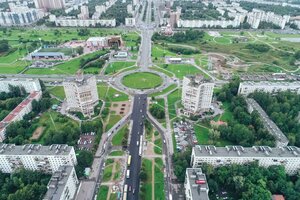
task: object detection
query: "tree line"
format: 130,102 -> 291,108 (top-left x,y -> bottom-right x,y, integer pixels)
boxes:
152,29 -> 205,43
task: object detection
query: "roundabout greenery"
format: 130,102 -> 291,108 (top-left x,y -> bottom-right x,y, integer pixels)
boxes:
122,72 -> 163,89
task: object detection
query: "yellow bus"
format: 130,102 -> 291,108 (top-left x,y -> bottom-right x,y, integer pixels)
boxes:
127,155 -> 132,166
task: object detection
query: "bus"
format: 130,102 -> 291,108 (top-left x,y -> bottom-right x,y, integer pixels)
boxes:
123,184 -> 128,200
127,155 -> 131,166
126,170 -> 130,178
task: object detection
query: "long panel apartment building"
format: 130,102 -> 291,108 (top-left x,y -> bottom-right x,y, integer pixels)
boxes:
191,145 -> 300,175
182,75 -> 214,114
0,78 -> 41,93
0,144 -> 77,173
238,81 -> 300,96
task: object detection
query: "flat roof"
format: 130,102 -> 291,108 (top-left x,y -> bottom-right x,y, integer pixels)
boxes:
246,98 -> 288,146
240,81 -> 300,87
186,168 -> 209,200
0,143 -> 74,156
87,37 -> 107,42
1,91 -> 41,124
184,75 -> 213,87
44,165 -> 75,200
193,145 -> 300,158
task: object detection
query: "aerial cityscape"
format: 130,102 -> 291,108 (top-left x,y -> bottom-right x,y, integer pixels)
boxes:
0,0 -> 300,200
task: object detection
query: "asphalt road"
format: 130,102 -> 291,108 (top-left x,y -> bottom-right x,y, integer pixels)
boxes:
124,94 -> 147,200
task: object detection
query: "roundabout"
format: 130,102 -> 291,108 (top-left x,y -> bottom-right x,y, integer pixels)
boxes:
122,72 -> 163,89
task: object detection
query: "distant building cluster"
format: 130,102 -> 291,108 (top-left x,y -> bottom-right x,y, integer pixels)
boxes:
34,0 -> 65,10
63,73 -> 99,118
49,15 -> 116,27
0,143 -> 78,200
0,78 -> 42,142
191,145 -> 300,175
0,3 -> 45,26
182,75 -> 214,115
238,81 -> 300,96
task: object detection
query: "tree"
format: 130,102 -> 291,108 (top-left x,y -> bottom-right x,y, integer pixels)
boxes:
0,40 -> 9,53
76,150 -> 94,177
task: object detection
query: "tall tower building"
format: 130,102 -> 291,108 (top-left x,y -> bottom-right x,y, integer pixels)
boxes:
34,0 -> 65,10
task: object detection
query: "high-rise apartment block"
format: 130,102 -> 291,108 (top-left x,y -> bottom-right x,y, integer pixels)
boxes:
182,75 -> 214,114
34,0 -> 65,10
0,78 -> 41,93
63,73 -> 99,117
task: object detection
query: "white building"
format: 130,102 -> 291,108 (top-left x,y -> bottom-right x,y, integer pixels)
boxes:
0,78 -> 41,93
63,73 -> 99,117
53,17 -> 116,27
43,165 -> 79,200
86,37 -> 108,48
34,0 -> 65,10
191,145 -> 300,175
0,91 -> 42,141
125,17 -> 136,27
238,81 -> 300,96
0,4 -> 45,26
185,168 -> 209,200
0,144 -> 77,173
182,75 -> 214,114
78,5 -> 89,19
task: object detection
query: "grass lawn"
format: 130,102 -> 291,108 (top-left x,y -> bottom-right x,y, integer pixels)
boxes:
97,186 -> 109,200
154,164 -> 165,200
47,86 -> 65,100
150,84 -> 177,97
194,125 -> 210,144
112,124 -> 128,146
154,138 -> 163,155
159,64 -> 203,79
219,102 -> 234,122
122,72 -> 163,89
113,162 -> 121,181
109,150 -> 124,156
105,115 -> 122,132
97,83 -> 129,102
102,164 -> 113,182
149,66 -> 173,77
167,89 -> 182,120
105,61 -> 135,75
140,159 -> 153,200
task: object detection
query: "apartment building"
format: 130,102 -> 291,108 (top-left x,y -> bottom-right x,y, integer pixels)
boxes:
52,17 -> 116,27
185,168 -> 209,200
0,91 -> 42,142
0,78 -> 41,93
43,165 -> 79,200
182,75 -> 214,114
63,73 -> 99,117
177,17 -> 242,28
238,81 -> 300,96
246,98 -> 289,147
191,145 -> 300,175
34,0 -> 65,10
0,144 -> 77,173
125,17 -> 136,27
78,5 -> 89,20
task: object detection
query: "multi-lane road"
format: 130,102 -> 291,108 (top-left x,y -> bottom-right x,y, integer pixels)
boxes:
124,94 -> 147,200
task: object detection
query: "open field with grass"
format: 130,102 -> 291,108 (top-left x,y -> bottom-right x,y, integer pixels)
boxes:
97,83 -> 129,102
158,64 -> 204,79
112,124 -> 128,146
167,89 -> 182,120
47,86 -> 65,100
105,61 -> 135,75
109,150 -> 124,156
122,72 -> 163,89
140,159 -> 153,200
154,158 -> 165,200
97,186 -> 109,200
150,84 -> 177,97
105,114 -> 122,132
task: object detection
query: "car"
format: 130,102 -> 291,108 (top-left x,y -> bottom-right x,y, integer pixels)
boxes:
163,140 -> 166,144
140,122 -> 143,126
133,189 -> 135,194
140,109 -> 142,113
137,141 -> 139,146
129,186 -> 132,192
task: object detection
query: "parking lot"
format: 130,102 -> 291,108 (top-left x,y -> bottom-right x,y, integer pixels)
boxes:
173,120 -> 197,152
77,132 -> 96,150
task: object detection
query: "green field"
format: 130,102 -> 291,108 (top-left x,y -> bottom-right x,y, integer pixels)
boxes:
112,124 -> 128,146
159,64 -> 205,79
97,186 -> 109,200
150,84 -> 177,97
154,158 -> 165,200
167,89 -> 182,120
105,61 -> 135,75
97,83 -> 129,102
122,72 -> 163,89
47,86 -> 65,100
105,114 -> 122,132
140,159 -> 153,200
102,164 -> 113,182
109,150 -> 124,156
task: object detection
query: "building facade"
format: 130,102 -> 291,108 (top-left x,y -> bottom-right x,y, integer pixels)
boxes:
0,78 -> 41,93
0,144 -> 77,173
34,0 -> 65,10
43,165 -> 79,200
191,145 -> 300,175
53,18 -> 116,27
185,168 -> 209,200
63,74 -> 99,117
238,81 -> 300,96
182,75 -> 214,114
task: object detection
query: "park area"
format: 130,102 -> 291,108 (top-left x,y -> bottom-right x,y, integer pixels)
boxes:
122,72 -> 163,89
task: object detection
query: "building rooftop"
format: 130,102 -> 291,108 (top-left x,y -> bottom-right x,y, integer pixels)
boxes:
185,75 -> 212,87
0,91 -> 41,124
0,143 -> 74,156
86,37 -> 107,42
0,77 -> 38,82
43,165 -> 76,200
193,145 -> 300,158
240,81 -> 300,87
246,98 -> 289,146
186,168 -> 209,200
64,73 -> 94,87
